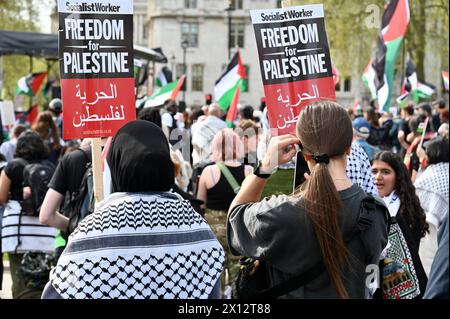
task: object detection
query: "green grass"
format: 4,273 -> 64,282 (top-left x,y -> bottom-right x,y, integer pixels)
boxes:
262,169 -> 294,198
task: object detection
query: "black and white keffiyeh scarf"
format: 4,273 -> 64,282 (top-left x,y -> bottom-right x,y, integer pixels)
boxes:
415,163 -> 449,199
49,192 -> 225,299
415,163 -> 449,229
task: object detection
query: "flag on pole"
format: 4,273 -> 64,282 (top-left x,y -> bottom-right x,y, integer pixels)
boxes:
225,81 -> 242,128
413,82 -> 435,102
41,79 -> 56,103
15,72 -> 48,97
396,92 -> 409,107
156,66 -> 173,87
214,51 -> 246,113
373,0 -> 410,112
442,71 -> 449,91
362,59 -> 378,100
352,97 -> 362,115
402,59 -> 418,94
402,60 -> 434,102
144,75 -> 185,108
26,104 -> 39,125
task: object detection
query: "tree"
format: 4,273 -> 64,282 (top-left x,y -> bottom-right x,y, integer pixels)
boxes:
0,0 -> 54,106
284,0 -> 449,85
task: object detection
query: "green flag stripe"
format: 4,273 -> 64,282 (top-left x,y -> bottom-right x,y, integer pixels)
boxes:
382,37 -> 404,111
217,80 -> 241,113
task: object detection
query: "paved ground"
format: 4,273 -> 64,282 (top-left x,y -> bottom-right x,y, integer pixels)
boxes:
0,261 -> 12,299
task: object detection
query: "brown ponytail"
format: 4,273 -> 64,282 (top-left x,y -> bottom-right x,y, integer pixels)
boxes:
295,101 -> 353,299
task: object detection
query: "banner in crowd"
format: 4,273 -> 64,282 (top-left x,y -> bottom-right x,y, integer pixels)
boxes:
58,0 -> 135,139
250,4 -> 335,135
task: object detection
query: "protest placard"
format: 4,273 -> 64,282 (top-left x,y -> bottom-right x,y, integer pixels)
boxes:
0,101 -> 16,127
58,0 -> 135,140
250,4 -> 335,135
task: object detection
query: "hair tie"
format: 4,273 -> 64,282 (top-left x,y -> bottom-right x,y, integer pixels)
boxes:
312,154 -> 330,164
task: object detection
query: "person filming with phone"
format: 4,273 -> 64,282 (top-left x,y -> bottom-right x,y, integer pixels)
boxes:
227,101 -> 389,299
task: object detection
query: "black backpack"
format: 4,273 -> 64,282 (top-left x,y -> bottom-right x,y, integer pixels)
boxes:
21,160 -> 56,216
62,149 -> 95,237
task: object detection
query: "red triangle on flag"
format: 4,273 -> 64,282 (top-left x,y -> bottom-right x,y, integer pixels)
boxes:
26,104 -> 39,125
237,52 -> 246,80
30,72 -> 48,95
226,82 -> 241,127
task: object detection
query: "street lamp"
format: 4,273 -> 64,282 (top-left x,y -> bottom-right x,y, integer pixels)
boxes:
225,2 -> 235,60
181,38 -> 189,101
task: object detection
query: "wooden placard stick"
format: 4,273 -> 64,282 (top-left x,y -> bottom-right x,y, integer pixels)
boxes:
91,137 -> 104,203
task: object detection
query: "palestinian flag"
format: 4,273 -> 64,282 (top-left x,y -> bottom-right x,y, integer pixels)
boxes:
41,79 -> 56,103
15,72 -> 48,97
402,60 -> 434,102
225,81 -> 242,128
352,97 -> 362,115
144,75 -> 185,108
156,66 -> 173,87
373,0 -> 410,112
413,82 -> 435,102
402,59 -> 418,94
396,92 -> 409,107
362,59 -> 378,100
26,104 -> 39,125
214,51 -> 246,113
442,71 -> 449,91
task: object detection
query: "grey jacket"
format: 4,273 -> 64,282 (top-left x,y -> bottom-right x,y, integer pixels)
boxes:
227,184 -> 389,299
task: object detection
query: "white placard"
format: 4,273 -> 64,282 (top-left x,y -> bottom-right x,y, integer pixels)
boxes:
0,101 -> 16,127
250,4 -> 324,24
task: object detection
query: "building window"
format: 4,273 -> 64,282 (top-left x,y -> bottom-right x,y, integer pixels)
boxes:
185,0 -> 197,8
231,23 -> 245,48
142,23 -> 148,42
181,22 -> 198,47
276,0 -> 283,8
230,0 -> 243,9
335,82 -> 341,91
344,77 -> 351,92
191,64 -> 204,91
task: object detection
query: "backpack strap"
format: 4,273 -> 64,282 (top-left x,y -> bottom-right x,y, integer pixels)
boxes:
216,162 -> 241,194
256,260 -> 326,299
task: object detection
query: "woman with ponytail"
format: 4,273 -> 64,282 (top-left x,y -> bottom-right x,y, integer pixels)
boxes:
227,101 -> 389,299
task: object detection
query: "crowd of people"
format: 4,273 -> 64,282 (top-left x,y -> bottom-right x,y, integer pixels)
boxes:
0,93 -> 448,299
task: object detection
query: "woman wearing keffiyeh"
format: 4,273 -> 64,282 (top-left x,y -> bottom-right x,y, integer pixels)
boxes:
42,121 -> 224,299
371,152 -> 428,299
415,137 -> 449,276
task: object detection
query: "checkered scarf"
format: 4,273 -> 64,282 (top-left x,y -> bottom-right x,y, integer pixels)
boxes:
415,163 -> 449,205
49,192 -> 224,299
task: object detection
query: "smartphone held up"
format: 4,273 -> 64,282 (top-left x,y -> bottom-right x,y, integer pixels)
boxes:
293,150 -> 310,192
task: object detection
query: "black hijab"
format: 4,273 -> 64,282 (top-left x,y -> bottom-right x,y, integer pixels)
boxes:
107,120 -> 174,192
